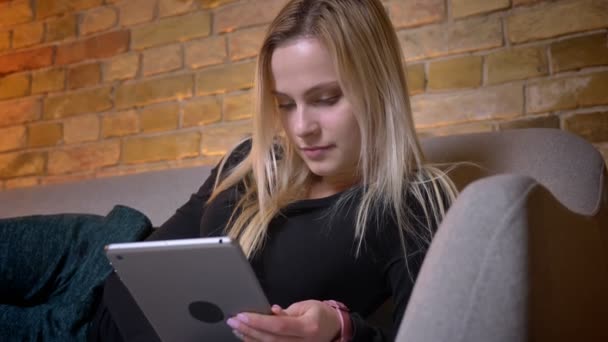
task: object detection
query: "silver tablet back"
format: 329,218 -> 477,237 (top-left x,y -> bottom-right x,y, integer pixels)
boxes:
105,237 -> 270,342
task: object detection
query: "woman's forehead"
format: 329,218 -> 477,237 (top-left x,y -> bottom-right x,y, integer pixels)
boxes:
270,38 -> 339,95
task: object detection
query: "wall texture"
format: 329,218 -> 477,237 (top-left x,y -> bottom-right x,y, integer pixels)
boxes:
0,0 -> 607,190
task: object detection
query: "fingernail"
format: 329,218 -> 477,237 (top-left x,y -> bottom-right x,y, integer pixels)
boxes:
236,313 -> 249,323
232,329 -> 244,340
226,318 -> 239,329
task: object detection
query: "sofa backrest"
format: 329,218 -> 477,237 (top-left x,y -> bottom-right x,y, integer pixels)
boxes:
0,166 -> 213,226
421,128 -> 606,216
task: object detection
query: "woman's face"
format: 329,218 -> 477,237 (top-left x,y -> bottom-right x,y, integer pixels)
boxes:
270,38 -> 361,182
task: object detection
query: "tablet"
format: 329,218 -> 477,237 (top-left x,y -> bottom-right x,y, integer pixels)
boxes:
105,236 -> 271,342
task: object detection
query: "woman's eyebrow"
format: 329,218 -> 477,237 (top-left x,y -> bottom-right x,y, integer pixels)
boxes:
272,81 -> 340,98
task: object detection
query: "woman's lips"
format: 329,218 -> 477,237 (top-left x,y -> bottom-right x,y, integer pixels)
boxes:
300,145 -> 333,160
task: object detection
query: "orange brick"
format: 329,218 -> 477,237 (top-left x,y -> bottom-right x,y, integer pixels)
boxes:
117,0 -> 156,26
229,26 -> 266,61
102,110 -> 139,138
132,12 -> 211,50
214,0 -> 288,33
28,122 -> 63,147
32,68 -> 65,94
411,83 -> 523,127
388,0 -> 445,29
44,87 -> 113,119
507,0 -> 608,44
48,141 -> 120,175
202,122 -> 252,156
551,34 -> 608,73
0,151 -> 46,178
140,102 -> 180,132
159,0 -> 196,17
428,56 -> 482,90
122,132 -> 201,164
417,122 -> 493,138
0,0 -> 33,30
224,92 -> 252,121
116,74 -> 193,109
186,36 -> 227,69
527,72 -> 608,113
0,126 -> 26,152
398,16 -> 502,62
45,14 -> 77,42
63,114 -> 100,144
12,22 -> 44,49
406,63 -> 425,95
37,0 -> 102,19
0,31 -> 9,52
68,62 -> 101,89
142,44 -> 183,76
196,61 -> 255,95
4,176 -> 39,189
498,115 -> 560,130
564,111 -> 608,142
0,46 -> 54,76
183,96 -> 222,127
56,30 -> 129,65
0,97 -> 40,128
0,73 -> 30,100
199,0 -> 237,9
487,47 -> 548,84
104,53 -> 139,81
81,6 -> 117,36
452,0 -> 510,19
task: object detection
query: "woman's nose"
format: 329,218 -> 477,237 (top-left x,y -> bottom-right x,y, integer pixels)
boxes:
292,106 -> 319,137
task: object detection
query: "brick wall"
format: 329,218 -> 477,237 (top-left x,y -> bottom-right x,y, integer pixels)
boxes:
0,0 -> 607,190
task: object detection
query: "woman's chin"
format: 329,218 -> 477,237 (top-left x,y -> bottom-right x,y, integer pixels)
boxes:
305,164 -> 337,179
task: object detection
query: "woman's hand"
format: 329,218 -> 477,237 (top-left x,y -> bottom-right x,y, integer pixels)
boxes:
226,300 -> 341,341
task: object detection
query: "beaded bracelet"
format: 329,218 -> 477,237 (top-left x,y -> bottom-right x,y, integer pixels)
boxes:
323,300 -> 353,342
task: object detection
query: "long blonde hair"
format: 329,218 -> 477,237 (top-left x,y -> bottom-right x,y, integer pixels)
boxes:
209,0 -> 458,260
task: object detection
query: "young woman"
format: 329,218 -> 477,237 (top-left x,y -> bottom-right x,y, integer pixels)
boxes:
89,0 -> 457,341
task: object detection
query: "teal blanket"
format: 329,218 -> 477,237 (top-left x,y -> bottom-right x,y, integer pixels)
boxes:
0,205 -> 152,341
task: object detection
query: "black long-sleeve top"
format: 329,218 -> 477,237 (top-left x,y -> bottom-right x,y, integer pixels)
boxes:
90,140 -> 434,342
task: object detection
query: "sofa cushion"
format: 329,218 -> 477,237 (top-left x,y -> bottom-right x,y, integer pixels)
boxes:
0,205 -> 152,341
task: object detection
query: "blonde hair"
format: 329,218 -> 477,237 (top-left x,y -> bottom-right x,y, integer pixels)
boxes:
209,0 -> 458,260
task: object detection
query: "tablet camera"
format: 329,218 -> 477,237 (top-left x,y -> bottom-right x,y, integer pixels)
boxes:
188,301 -> 224,323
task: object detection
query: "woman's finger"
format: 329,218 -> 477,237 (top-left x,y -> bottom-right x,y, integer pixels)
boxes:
271,304 -> 286,316
234,313 -> 306,337
228,317 -> 290,342
232,329 -> 246,341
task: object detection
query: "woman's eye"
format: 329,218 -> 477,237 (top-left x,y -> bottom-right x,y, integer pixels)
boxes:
278,103 -> 295,111
315,95 -> 340,106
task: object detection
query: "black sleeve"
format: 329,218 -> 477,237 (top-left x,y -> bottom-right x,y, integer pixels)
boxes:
146,138 -> 252,241
348,240 -> 426,341
349,196 -> 435,342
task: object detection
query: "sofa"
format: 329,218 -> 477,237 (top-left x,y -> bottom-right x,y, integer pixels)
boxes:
1,128 -> 606,341
397,128 -> 608,342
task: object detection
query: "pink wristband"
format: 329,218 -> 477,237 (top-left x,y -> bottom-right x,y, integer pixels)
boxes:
323,300 -> 352,342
